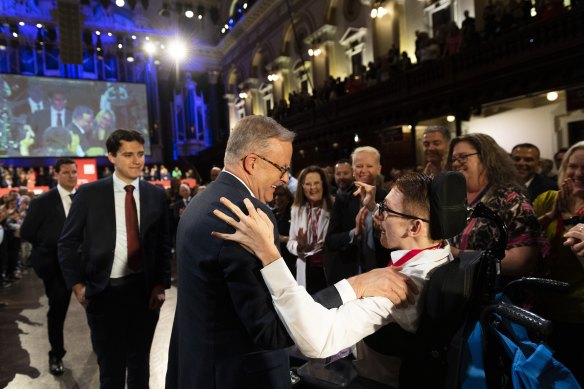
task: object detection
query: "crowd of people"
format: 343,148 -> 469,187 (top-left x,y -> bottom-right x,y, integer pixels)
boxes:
1,116 -> 583,387
271,0 -> 575,122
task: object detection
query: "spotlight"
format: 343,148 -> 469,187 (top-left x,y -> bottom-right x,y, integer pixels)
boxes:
197,5 -> 205,18
168,39 -> 187,61
108,32 -> 112,36
95,30 -> 101,36
36,23 -> 43,28
446,115 -> 455,122
131,35 -> 137,40
238,92 -> 248,99
184,3 -> 194,18
118,43 -> 123,49
127,56 -> 135,62
243,3 -> 248,9
547,91 -> 559,101
143,41 -> 156,55
19,22 -> 25,26
115,0 -> 125,6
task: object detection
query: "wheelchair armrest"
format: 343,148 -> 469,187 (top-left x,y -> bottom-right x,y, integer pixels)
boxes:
504,277 -> 571,293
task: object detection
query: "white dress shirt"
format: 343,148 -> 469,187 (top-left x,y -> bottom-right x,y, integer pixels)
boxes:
50,106 -> 66,127
56,184 -> 75,217
260,244 -> 453,359
110,173 -> 141,278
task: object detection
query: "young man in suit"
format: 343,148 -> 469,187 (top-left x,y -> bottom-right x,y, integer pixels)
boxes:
20,158 -> 78,376
58,129 -> 171,388
165,116 -> 416,389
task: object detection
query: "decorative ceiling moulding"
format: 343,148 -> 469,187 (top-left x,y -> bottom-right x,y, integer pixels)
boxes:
303,24 -> 337,45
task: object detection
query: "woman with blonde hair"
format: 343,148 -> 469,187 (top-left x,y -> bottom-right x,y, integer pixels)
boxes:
287,166 -> 333,293
532,141 -> 584,385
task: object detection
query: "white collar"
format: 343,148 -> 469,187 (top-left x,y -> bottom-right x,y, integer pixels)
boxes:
223,170 -> 256,198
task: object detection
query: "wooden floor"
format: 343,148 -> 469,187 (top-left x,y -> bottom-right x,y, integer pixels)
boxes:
0,268 -> 176,389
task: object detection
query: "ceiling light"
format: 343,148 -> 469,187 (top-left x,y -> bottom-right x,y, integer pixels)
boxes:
185,10 -> 194,18
116,0 -> 125,7
36,23 -> 43,28
546,91 -> 559,101
144,41 -> 156,55
127,56 -> 135,62
446,115 -> 455,122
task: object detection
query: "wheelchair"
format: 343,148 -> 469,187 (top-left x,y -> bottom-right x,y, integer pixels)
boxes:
292,171 -> 578,389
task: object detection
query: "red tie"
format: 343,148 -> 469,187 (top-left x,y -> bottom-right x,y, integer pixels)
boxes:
125,185 -> 141,271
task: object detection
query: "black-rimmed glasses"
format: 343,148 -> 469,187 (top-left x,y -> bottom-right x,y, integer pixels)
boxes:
243,153 -> 290,179
451,152 -> 479,164
377,202 -> 430,223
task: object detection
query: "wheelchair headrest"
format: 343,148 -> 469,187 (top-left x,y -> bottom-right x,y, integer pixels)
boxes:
430,171 -> 468,240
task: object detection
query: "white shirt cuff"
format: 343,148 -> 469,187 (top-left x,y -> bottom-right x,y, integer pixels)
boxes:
335,279 -> 357,303
261,258 -> 297,294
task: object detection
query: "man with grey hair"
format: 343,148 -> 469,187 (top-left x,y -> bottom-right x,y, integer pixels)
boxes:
422,125 -> 451,176
166,115 -> 297,388
326,146 -> 391,283
166,116 -> 415,389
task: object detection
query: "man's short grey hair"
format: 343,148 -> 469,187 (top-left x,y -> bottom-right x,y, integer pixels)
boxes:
423,125 -> 451,141
224,116 -> 295,166
351,146 -> 381,165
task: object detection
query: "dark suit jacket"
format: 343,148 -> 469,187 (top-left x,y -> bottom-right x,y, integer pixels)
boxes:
58,177 -> 171,298
165,172 -> 342,389
528,174 -> 558,202
20,188 -> 66,279
325,184 -> 391,284
65,121 -> 90,153
29,108 -> 72,138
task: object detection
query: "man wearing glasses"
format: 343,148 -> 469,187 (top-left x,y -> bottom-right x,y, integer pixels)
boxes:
165,116 -> 417,389
212,172 -> 451,388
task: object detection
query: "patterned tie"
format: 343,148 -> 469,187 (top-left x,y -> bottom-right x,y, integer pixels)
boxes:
125,185 -> 141,271
57,112 -> 63,127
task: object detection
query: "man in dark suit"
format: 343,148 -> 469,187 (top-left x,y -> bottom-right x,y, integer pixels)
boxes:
64,105 -> 94,156
511,143 -> 558,202
20,158 -> 78,376
326,146 -> 392,284
59,129 -> 171,388
28,90 -> 72,139
165,116 -> 414,389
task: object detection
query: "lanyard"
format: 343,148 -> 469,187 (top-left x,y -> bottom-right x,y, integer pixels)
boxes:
388,242 -> 442,267
307,206 -> 322,244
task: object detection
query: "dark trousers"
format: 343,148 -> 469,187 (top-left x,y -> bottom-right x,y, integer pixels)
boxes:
42,273 -> 71,359
86,274 -> 159,389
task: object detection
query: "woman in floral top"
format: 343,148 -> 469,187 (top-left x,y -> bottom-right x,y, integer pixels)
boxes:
446,133 -> 548,279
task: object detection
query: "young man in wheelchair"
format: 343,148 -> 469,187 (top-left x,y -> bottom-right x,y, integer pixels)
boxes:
212,172 -> 454,387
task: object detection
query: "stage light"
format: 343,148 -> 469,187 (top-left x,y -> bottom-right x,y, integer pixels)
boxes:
160,44 -> 166,49
168,39 -> 187,61
19,22 -> 25,26
145,36 -> 150,40
354,134 -> 360,143
116,0 -> 125,6
238,92 -> 248,99
446,115 -> 455,122
127,56 -> 135,62
36,23 -> 43,28
131,35 -> 137,40
108,32 -> 112,36
198,14 -> 202,20
144,41 -> 156,55
243,3 -> 248,9
95,30 -> 101,35
12,32 -> 18,38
